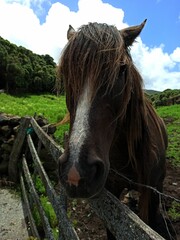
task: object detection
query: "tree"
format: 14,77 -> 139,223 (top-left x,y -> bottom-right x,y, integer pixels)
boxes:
0,36 -> 57,94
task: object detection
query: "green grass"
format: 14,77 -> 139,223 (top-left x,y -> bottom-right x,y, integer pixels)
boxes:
0,93 -> 67,122
156,105 -> 180,166
156,105 -> 180,120
0,93 -> 69,144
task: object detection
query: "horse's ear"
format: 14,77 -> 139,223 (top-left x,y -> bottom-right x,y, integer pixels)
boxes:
67,25 -> 76,40
120,19 -> 147,46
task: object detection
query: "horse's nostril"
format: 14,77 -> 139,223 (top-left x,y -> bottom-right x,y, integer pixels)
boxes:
88,160 -> 104,184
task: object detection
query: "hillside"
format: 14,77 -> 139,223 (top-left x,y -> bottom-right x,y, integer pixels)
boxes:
145,89 -> 161,95
0,36 -> 56,94
146,89 -> 180,106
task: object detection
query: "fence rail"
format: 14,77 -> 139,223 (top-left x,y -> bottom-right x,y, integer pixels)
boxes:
8,116 -> 164,239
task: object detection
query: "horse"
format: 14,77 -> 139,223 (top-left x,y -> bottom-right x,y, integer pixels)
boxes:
58,20 -> 174,239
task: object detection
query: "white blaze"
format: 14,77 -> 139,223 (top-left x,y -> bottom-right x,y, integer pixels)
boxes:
69,85 -> 91,163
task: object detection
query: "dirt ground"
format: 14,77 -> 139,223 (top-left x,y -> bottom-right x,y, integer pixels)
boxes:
69,161 -> 180,240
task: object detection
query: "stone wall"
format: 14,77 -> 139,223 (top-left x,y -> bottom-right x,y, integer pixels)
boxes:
0,113 -> 21,175
0,113 -> 58,181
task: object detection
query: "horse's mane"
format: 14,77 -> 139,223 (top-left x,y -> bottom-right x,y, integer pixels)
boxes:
58,22 -> 165,183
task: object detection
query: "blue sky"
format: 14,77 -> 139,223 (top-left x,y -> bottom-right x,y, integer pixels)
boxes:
106,0 -> 180,54
31,0 -> 180,54
0,0 -> 180,90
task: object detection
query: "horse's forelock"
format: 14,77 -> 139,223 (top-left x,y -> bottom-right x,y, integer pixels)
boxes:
59,23 -> 131,106
59,22 -> 148,139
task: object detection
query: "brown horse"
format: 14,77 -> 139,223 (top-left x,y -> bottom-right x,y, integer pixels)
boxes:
58,21 -> 174,239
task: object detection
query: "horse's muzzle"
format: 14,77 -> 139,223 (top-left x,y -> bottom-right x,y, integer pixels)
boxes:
58,152 -> 106,198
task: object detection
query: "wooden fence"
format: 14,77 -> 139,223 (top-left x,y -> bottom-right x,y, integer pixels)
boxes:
8,117 -> 164,240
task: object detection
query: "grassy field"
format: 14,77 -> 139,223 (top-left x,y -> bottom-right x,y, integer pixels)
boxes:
0,93 -> 179,165
0,93 -> 67,122
156,105 -> 180,166
0,93 -> 69,144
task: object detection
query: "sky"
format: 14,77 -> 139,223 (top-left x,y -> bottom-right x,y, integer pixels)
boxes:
0,0 -> 180,91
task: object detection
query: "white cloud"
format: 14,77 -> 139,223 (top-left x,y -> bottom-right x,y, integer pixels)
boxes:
0,1 -> 40,48
0,0 -> 179,90
4,0 -> 31,6
170,47 -> 180,62
77,0 -> 125,28
131,40 -> 180,90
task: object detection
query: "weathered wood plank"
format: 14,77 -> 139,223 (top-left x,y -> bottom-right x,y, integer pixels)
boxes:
30,117 -> 64,162
22,156 -> 54,240
20,171 -> 40,239
27,134 -> 79,240
8,117 -> 31,182
89,189 -> 165,240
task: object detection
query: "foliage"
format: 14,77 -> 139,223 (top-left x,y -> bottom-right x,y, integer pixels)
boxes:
0,36 -> 57,94
147,89 -> 180,107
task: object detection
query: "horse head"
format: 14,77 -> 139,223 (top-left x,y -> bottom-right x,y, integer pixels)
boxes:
58,20 -> 146,198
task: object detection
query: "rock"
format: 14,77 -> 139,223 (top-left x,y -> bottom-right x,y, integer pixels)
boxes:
0,125 -> 12,138
5,136 -> 15,145
13,125 -> 19,134
36,116 -> 48,126
1,143 -> 12,153
42,124 -> 57,134
0,113 -> 20,126
9,117 -> 21,127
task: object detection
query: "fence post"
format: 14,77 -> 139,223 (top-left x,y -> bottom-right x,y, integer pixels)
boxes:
20,171 -> 40,239
30,117 -> 64,161
8,116 -> 31,182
